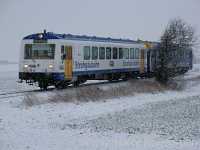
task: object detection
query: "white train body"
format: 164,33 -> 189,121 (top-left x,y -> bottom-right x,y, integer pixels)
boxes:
19,31 -> 151,89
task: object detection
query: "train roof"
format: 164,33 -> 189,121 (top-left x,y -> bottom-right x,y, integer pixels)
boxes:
23,31 -> 140,44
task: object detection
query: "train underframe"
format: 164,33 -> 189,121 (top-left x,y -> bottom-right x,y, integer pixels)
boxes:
19,71 -> 154,90
19,65 -> 190,90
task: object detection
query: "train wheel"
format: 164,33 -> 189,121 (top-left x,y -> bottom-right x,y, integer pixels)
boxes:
121,74 -> 129,81
55,83 -> 63,89
55,81 -> 69,89
73,81 -> 80,87
122,77 -> 128,81
39,81 -> 48,90
108,74 -> 114,82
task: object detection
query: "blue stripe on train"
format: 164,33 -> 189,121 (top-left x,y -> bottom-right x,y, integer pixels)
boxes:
73,68 -> 140,76
52,73 -> 65,80
52,68 -> 143,81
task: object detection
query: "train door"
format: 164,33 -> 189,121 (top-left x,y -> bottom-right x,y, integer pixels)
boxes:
64,46 -> 73,80
139,49 -> 145,74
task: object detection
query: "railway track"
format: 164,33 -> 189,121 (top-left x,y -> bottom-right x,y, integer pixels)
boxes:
0,80 -> 127,100
0,89 -> 41,99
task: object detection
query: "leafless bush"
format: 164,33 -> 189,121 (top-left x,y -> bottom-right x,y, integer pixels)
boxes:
166,79 -> 186,91
128,79 -> 168,93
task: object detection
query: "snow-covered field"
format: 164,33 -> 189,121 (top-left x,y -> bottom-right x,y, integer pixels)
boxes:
0,64 -> 200,150
0,64 -> 39,95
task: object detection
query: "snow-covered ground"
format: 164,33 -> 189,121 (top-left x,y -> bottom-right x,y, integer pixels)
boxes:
0,64 -> 39,95
0,64 -> 200,150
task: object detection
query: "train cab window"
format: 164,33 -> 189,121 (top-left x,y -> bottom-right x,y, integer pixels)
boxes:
119,48 -> 123,59
99,47 -> 105,59
135,48 -> 139,59
24,44 -> 55,59
130,48 -> 134,59
106,47 -> 111,59
123,48 -> 129,59
84,46 -> 90,60
92,46 -> 98,60
113,47 -> 118,59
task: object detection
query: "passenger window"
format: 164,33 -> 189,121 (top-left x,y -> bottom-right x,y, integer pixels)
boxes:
119,48 -> 123,59
92,46 -> 98,60
123,48 -> 129,59
130,48 -> 134,59
135,48 -> 139,59
106,47 -> 111,59
99,47 -> 105,59
61,45 -> 65,54
84,46 -> 90,60
113,47 -> 118,59
61,45 -> 65,60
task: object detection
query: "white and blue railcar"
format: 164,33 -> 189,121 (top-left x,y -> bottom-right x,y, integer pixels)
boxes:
19,31 -> 152,89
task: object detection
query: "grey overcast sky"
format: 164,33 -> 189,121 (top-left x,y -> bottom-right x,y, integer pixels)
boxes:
0,0 -> 199,62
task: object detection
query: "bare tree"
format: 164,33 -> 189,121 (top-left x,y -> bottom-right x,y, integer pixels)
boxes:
155,18 -> 198,84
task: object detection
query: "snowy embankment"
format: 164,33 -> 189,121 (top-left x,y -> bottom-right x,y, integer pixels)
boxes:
1,64 -> 200,150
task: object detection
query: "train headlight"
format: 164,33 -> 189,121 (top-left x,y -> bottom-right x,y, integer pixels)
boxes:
24,64 -> 28,68
38,34 -> 43,39
48,64 -> 54,69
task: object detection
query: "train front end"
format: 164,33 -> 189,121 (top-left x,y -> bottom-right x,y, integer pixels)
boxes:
19,31 -> 60,89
